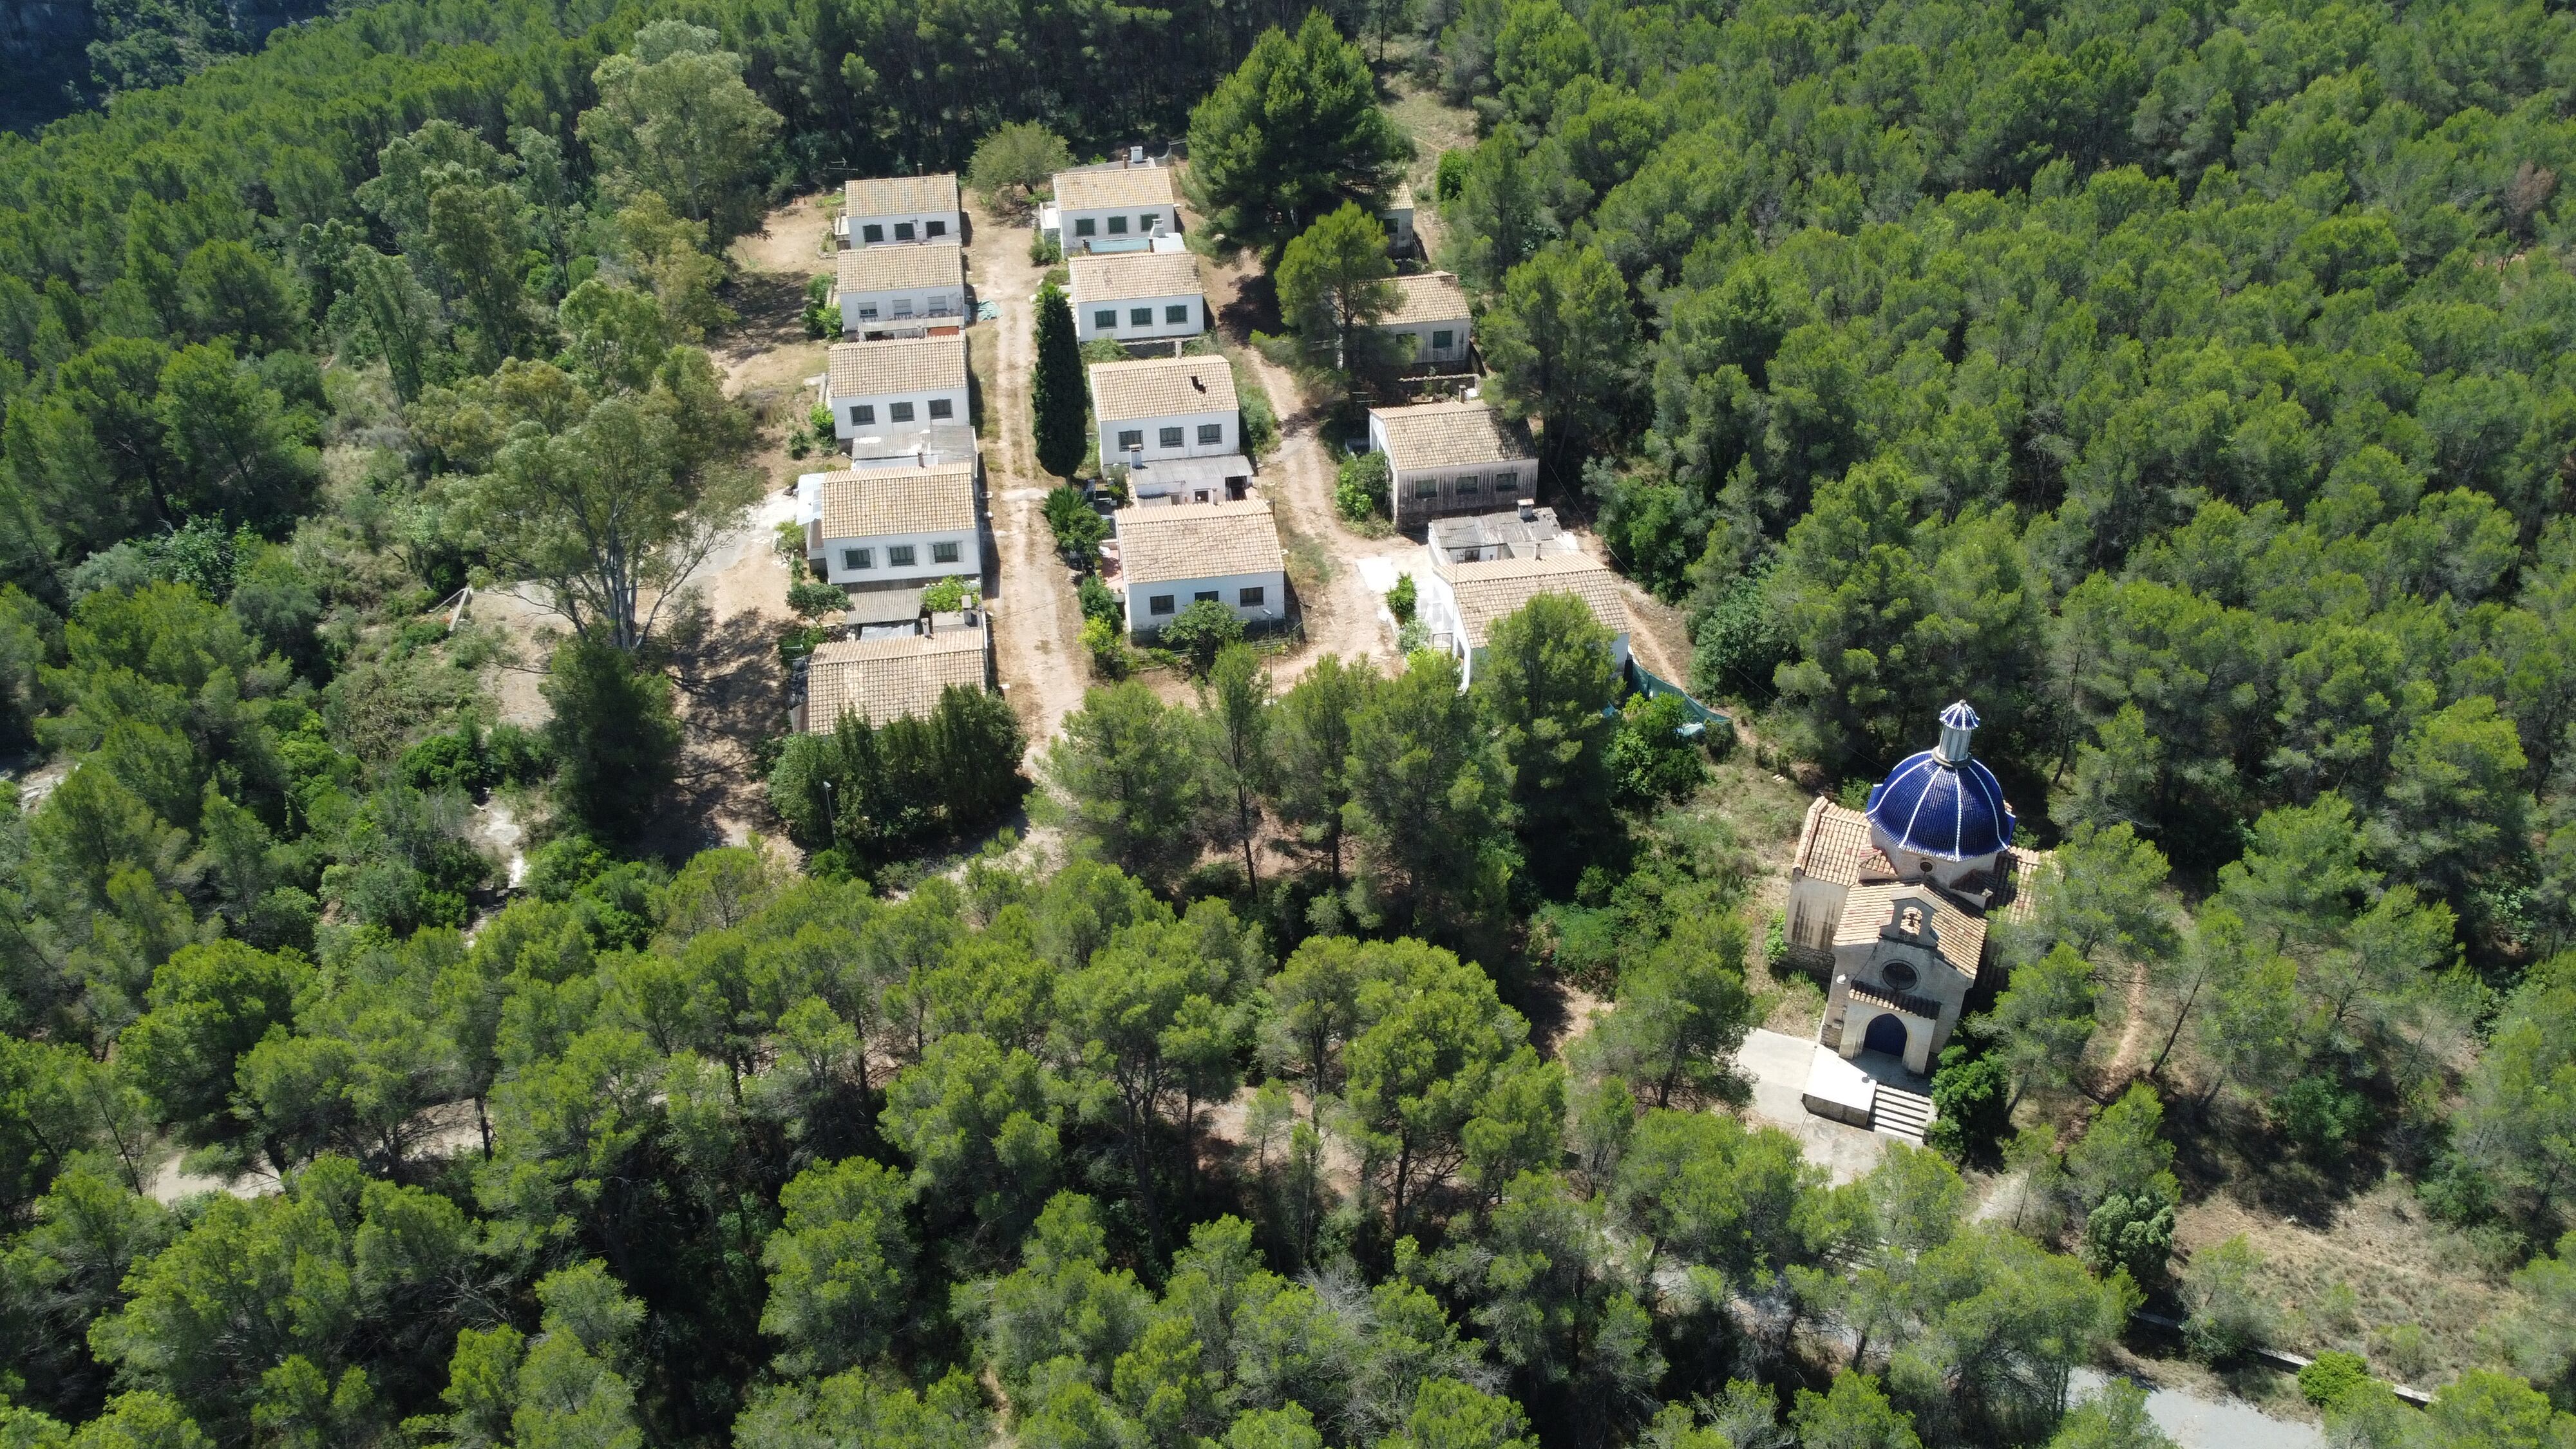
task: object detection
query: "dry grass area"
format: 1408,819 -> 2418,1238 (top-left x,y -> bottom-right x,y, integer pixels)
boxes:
2176,1180 -> 2517,1391
1379,57 -> 1477,262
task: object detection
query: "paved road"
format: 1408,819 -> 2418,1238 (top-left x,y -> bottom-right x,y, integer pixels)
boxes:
2069,1370 -> 2322,1449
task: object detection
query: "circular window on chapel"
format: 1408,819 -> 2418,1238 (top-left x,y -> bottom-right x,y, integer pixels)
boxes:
1880,961 -> 1920,995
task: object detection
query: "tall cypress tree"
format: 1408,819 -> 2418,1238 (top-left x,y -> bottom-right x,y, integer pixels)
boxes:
1032,282 -> 1088,480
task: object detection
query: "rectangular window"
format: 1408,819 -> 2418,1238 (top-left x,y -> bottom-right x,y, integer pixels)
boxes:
1075,217 -> 1096,237
851,404 -> 876,425
1095,309 -> 1118,329
843,548 -> 873,570
888,545 -> 918,567
894,221 -> 915,241
926,219 -> 947,237
1149,594 -> 1175,616
1166,303 -> 1190,325
1130,307 -> 1153,327
1238,586 -> 1264,607
932,540 -> 961,564
1108,214 -> 1130,234
1140,214 -> 1158,232
1194,590 -> 1218,603
1456,473 -> 1480,494
890,401 -> 916,422
928,398 -> 953,419
1159,426 -> 1183,449
856,305 -> 880,320
862,223 -> 884,243
1494,469 -> 1519,491
892,297 -> 914,317
1197,423 -> 1221,445
1118,429 -> 1143,449
1415,478 -> 1439,498
1432,328 -> 1455,351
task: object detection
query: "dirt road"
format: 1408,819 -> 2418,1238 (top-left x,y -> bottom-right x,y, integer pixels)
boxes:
964,198 -> 1092,759
1200,250 -> 1408,681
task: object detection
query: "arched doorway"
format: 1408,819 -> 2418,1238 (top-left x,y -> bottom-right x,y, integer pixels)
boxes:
1862,1012 -> 1909,1059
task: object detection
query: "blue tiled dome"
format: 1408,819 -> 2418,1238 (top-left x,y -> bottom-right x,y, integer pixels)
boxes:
1866,702 -> 2016,861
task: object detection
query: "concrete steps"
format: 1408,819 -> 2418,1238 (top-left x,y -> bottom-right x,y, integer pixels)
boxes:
1870,1083 -> 1935,1145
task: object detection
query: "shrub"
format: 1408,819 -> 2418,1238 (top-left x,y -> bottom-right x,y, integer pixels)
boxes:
2300,1351 -> 2374,1408
800,274 -> 840,338
788,580 -> 848,620
1042,486 -> 1108,567
2181,1235 -> 2273,1363
1336,450 -> 1390,521
921,576 -> 971,613
1081,616 -> 1130,678
399,727 -> 494,793
484,723 -> 554,784
1029,232 -> 1063,265
1159,599 -> 1244,676
1077,574 -> 1123,630
1387,571 -> 1416,622
1607,692 -> 1709,806
2278,1072 -> 2369,1155
2081,1186 -> 2179,1283
1925,1045 -> 2011,1162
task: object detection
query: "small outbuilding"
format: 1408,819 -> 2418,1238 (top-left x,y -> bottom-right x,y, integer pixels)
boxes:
824,337 -> 970,448
1115,499 -> 1286,639
1069,251 -> 1205,343
837,174 -> 963,249
837,242 -> 969,337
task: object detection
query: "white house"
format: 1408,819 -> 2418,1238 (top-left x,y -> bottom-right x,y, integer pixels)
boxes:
1116,500 -> 1285,639
1053,164 -> 1180,254
798,457 -> 982,590
1381,184 -> 1417,255
797,621 -> 990,731
1368,399 -> 1535,529
1069,251 -> 1205,343
1414,511 -> 1630,689
1374,271 -> 1471,368
824,337 -> 970,448
1091,354 -> 1238,466
837,174 -> 963,249
837,242 -> 969,338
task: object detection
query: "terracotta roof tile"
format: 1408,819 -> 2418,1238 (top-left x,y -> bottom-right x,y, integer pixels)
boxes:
1070,251 -> 1203,304
804,629 -> 987,730
827,336 -> 968,399
1090,355 -> 1237,421
844,174 -> 960,216
1833,883 -> 1985,979
1055,166 -> 1180,211
1436,553 -> 1628,647
1794,799 -> 1881,887
838,241 -> 965,293
816,462 -> 978,539
1374,401 -> 1530,473
1379,271 -> 1470,327
1117,500 -> 1283,585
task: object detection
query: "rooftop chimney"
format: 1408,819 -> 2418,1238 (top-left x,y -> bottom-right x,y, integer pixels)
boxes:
1517,498 -> 1536,522
1128,445 -> 1144,471
1130,145 -> 1145,166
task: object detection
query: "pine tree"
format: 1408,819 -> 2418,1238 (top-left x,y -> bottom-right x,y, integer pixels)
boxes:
1032,282 -> 1088,480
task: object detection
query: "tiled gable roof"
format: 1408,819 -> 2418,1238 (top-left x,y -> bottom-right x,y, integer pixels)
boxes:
1091,355 -> 1237,421
1438,553 -> 1629,647
838,241 -> 965,292
817,463 -> 978,539
1118,500 -> 1283,585
1055,166 -> 1179,211
1374,401 -> 1530,472
1070,251 -> 1203,303
827,336 -> 968,398
804,630 -> 987,729
845,174 -> 960,216
1379,271 -> 1470,327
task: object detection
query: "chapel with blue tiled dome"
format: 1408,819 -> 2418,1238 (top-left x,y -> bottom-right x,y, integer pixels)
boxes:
1780,701 -> 2043,1101
1864,701 -> 2016,865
